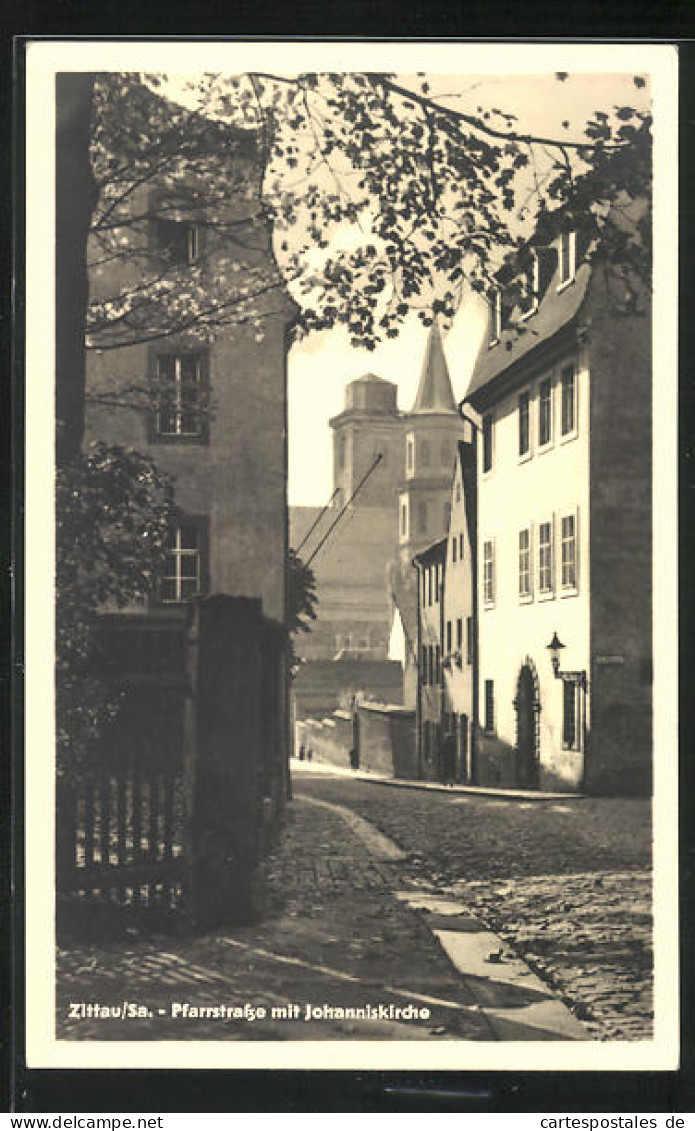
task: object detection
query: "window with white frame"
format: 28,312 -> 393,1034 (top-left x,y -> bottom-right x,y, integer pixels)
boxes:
420,439 -> 431,467
160,521 -> 206,604
538,377 -> 553,448
561,511 -> 578,592
417,500 -> 428,535
518,389 -> 531,457
558,229 -> 576,288
538,520 -> 554,595
483,539 -> 495,606
561,364 -> 577,437
518,527 -> 532,599
482,413 -> 494,473
154,353 -> 208,439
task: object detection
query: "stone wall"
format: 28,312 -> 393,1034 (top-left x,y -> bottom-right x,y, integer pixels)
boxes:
587,269 -> 652,796
295,702 -> 417,779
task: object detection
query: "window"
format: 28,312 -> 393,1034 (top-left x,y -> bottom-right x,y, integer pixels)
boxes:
160,521 -> 207,604
420,439 -> 430,467
518,390 -> 531,457
482,414 -> 494,473
338,435 -> 346,469
538,520 -> 554,595
435,563 -> 442,604
519,252 -> 539,319
427,567 -> 433,606
446,621 -> 452,655
538,377 -> 553,447
519,527 -> 532,599
489,287 -> 502,346
459,532 -> 464,560
434,644 -> 441,684
561,365 -> 577,437
483,539 -> 495,606
558,230 -> 576,288
456,618 -> 463,652
561,512 -> 578,592
417,501 -> 428,535
441,440 -> 451,467
563,679 -> 580,749
155,216 -> 200,265
153,353 -> 208,439
466,616 -> 474,665
406,435 -> 414,474
400,501 -> 409,538
455,481 -> 461,503
421,645 -> 428,685
484,680 -> 495,732
452,536 -> 458,563
443,501 -> 451,531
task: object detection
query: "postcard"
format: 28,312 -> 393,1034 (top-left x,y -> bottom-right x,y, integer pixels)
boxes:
23,39 -> 679,1072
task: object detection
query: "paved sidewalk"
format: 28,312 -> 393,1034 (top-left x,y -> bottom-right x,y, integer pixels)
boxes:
56,791 -> 588,1043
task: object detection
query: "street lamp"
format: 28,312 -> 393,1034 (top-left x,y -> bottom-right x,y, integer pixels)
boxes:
546,631 -> 587,689
546,631 -> 565,677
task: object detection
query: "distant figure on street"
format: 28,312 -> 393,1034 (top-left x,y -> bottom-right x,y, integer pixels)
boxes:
306,747 -> 313,762
349,747 -> 359,771
443,730 -> 457,786
298,744 -> 306,761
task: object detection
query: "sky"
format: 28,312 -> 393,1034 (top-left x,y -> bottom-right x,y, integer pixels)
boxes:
286,71 -> 651,505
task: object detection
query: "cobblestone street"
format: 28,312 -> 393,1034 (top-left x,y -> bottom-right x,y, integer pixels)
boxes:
56,765 -> 653,1044
295,769 -> 653,1040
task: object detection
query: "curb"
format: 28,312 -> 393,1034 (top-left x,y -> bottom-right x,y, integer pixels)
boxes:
393,891 -> 589,1041
291,759 -> 584,803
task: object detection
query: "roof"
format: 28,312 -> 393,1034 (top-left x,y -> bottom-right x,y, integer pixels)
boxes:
413,537 -> 448,567
351,372 -> 396,386
388,569 -> 418,647
411,323 -> 458,414
465,262 -> 591,407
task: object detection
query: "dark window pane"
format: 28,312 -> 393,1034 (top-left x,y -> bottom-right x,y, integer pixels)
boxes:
483,415 -> 493,472
178,527 -> 199,551
160,578 -> 178,602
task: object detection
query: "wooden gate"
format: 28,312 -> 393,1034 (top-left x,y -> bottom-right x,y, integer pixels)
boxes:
56,614 -> 188,915
56,598 -> 288,928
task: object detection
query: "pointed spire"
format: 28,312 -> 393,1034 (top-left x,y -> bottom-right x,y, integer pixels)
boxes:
411,322 -> 457,414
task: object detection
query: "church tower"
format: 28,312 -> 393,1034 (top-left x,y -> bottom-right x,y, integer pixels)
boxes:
397,323 -> 464,568
328,373 -> 404,509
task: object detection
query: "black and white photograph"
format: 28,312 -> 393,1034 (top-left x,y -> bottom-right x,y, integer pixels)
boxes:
24,40 -> 678,1071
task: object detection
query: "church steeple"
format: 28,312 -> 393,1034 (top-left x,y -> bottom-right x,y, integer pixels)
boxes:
411,322 -> 457,414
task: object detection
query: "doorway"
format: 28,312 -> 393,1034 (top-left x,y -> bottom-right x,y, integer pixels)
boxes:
515,660 -> 540,788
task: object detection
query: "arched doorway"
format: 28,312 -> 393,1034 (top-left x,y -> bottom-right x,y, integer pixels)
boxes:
514,659 -> 541,788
